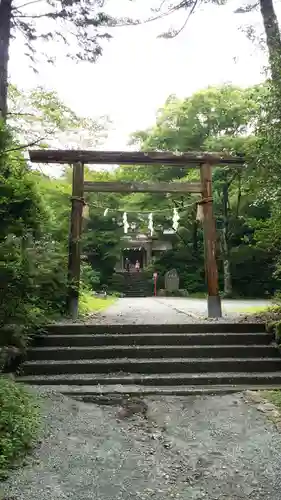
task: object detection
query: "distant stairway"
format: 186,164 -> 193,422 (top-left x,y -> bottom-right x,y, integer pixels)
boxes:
17,322 -> 281,400
119,271 -> 152,297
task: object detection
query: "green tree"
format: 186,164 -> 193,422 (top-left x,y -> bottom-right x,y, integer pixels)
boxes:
0,123 -> 69,347
31,171 -> 71,241
7,84 -> 110,147
81,168 -> 124,285
129,84 -> 267,296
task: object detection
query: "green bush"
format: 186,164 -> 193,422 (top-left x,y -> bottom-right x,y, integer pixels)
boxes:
267,317 -> 281,345
145,248 -> 206,294
80,262 -> 100,290
0,234 -> 68,360
230,245 -> 279,297
0,132 -> 48,241
0,377 -> 40,477
0,124 -> 70,360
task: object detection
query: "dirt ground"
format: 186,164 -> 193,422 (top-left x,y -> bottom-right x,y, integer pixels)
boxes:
2,390 -> 281,500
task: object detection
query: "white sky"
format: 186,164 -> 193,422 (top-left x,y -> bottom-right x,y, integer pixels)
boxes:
9,0 -> 271,151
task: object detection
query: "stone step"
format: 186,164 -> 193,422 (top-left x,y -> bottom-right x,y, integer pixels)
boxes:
17,371 -> 281,387
123,284 -> 151,290
121,275 -> 148,281
23,321 -> 277,397
123,280 -> 148,284
123,282 -> 149,286
38,332 -> 273,347
124,288 -> 150,291
124,284 -> 149,287
22,357 -> 281,375
19,384 -> 281,400
124,285 -> 149,288
123,285 -> 150,290
46,323 -> 267,335
27,344 -> 279,361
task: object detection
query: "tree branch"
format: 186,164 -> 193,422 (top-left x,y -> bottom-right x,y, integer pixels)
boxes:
3,128 -> 55,154
12,0 -> 43,10
110,0 -> 193,28
159,0 -> 199,38
12,11 -> 56,18
7,112 -> 34,116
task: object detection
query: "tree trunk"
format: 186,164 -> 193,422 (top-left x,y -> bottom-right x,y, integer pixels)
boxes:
0,0 -> 12,120
259,0 -> 281,82
221,182 -> 232,297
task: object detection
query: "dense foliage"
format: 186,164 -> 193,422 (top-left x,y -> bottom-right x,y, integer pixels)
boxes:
0,124 -> 68,365
0,377 -> 40,477
8,84 -> 110,149
121,84 -> 280,298
0,119 -> 104,369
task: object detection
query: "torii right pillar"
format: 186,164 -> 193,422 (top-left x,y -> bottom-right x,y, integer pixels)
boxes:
200,162 -> 222,318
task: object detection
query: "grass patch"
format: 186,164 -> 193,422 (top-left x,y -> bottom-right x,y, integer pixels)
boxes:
229,303 -> 280,315
79,291 -> 117,316
188,292 -> 207,299
232,305 -> 272,314
0,377 -> 40,478
261,390 -> 281,409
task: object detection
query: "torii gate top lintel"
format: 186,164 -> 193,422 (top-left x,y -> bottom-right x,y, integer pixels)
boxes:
28,149 -> 245,166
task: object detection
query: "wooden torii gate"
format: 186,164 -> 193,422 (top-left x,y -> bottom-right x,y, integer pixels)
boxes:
29,150 -> 244,320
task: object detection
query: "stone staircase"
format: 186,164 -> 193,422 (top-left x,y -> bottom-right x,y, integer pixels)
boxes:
17,322 -> 281,400
120,272 -> 152,297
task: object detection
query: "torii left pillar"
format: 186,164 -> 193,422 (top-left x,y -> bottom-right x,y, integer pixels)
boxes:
67,162 -> 84,320
200,162 -> 222,318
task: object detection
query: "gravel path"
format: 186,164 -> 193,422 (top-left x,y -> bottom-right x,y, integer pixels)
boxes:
2,390 -> 281,499
81,297 -> 268,325
4,298 -> 274,498
95,297 -> 197,324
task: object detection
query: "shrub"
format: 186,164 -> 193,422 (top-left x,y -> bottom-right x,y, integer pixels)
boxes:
1,122 -> 73,340
0,123 -> 70,363
145,249 -> 206,294
0,377 -> 40,477
0,234 -> 68,363
80,262 -> 100,290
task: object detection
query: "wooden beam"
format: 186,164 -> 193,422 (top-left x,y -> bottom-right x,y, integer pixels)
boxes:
67,162 -> 84,320
200,162 -> 222,318
84,181 -> 202,193
29,149 -> 245,166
